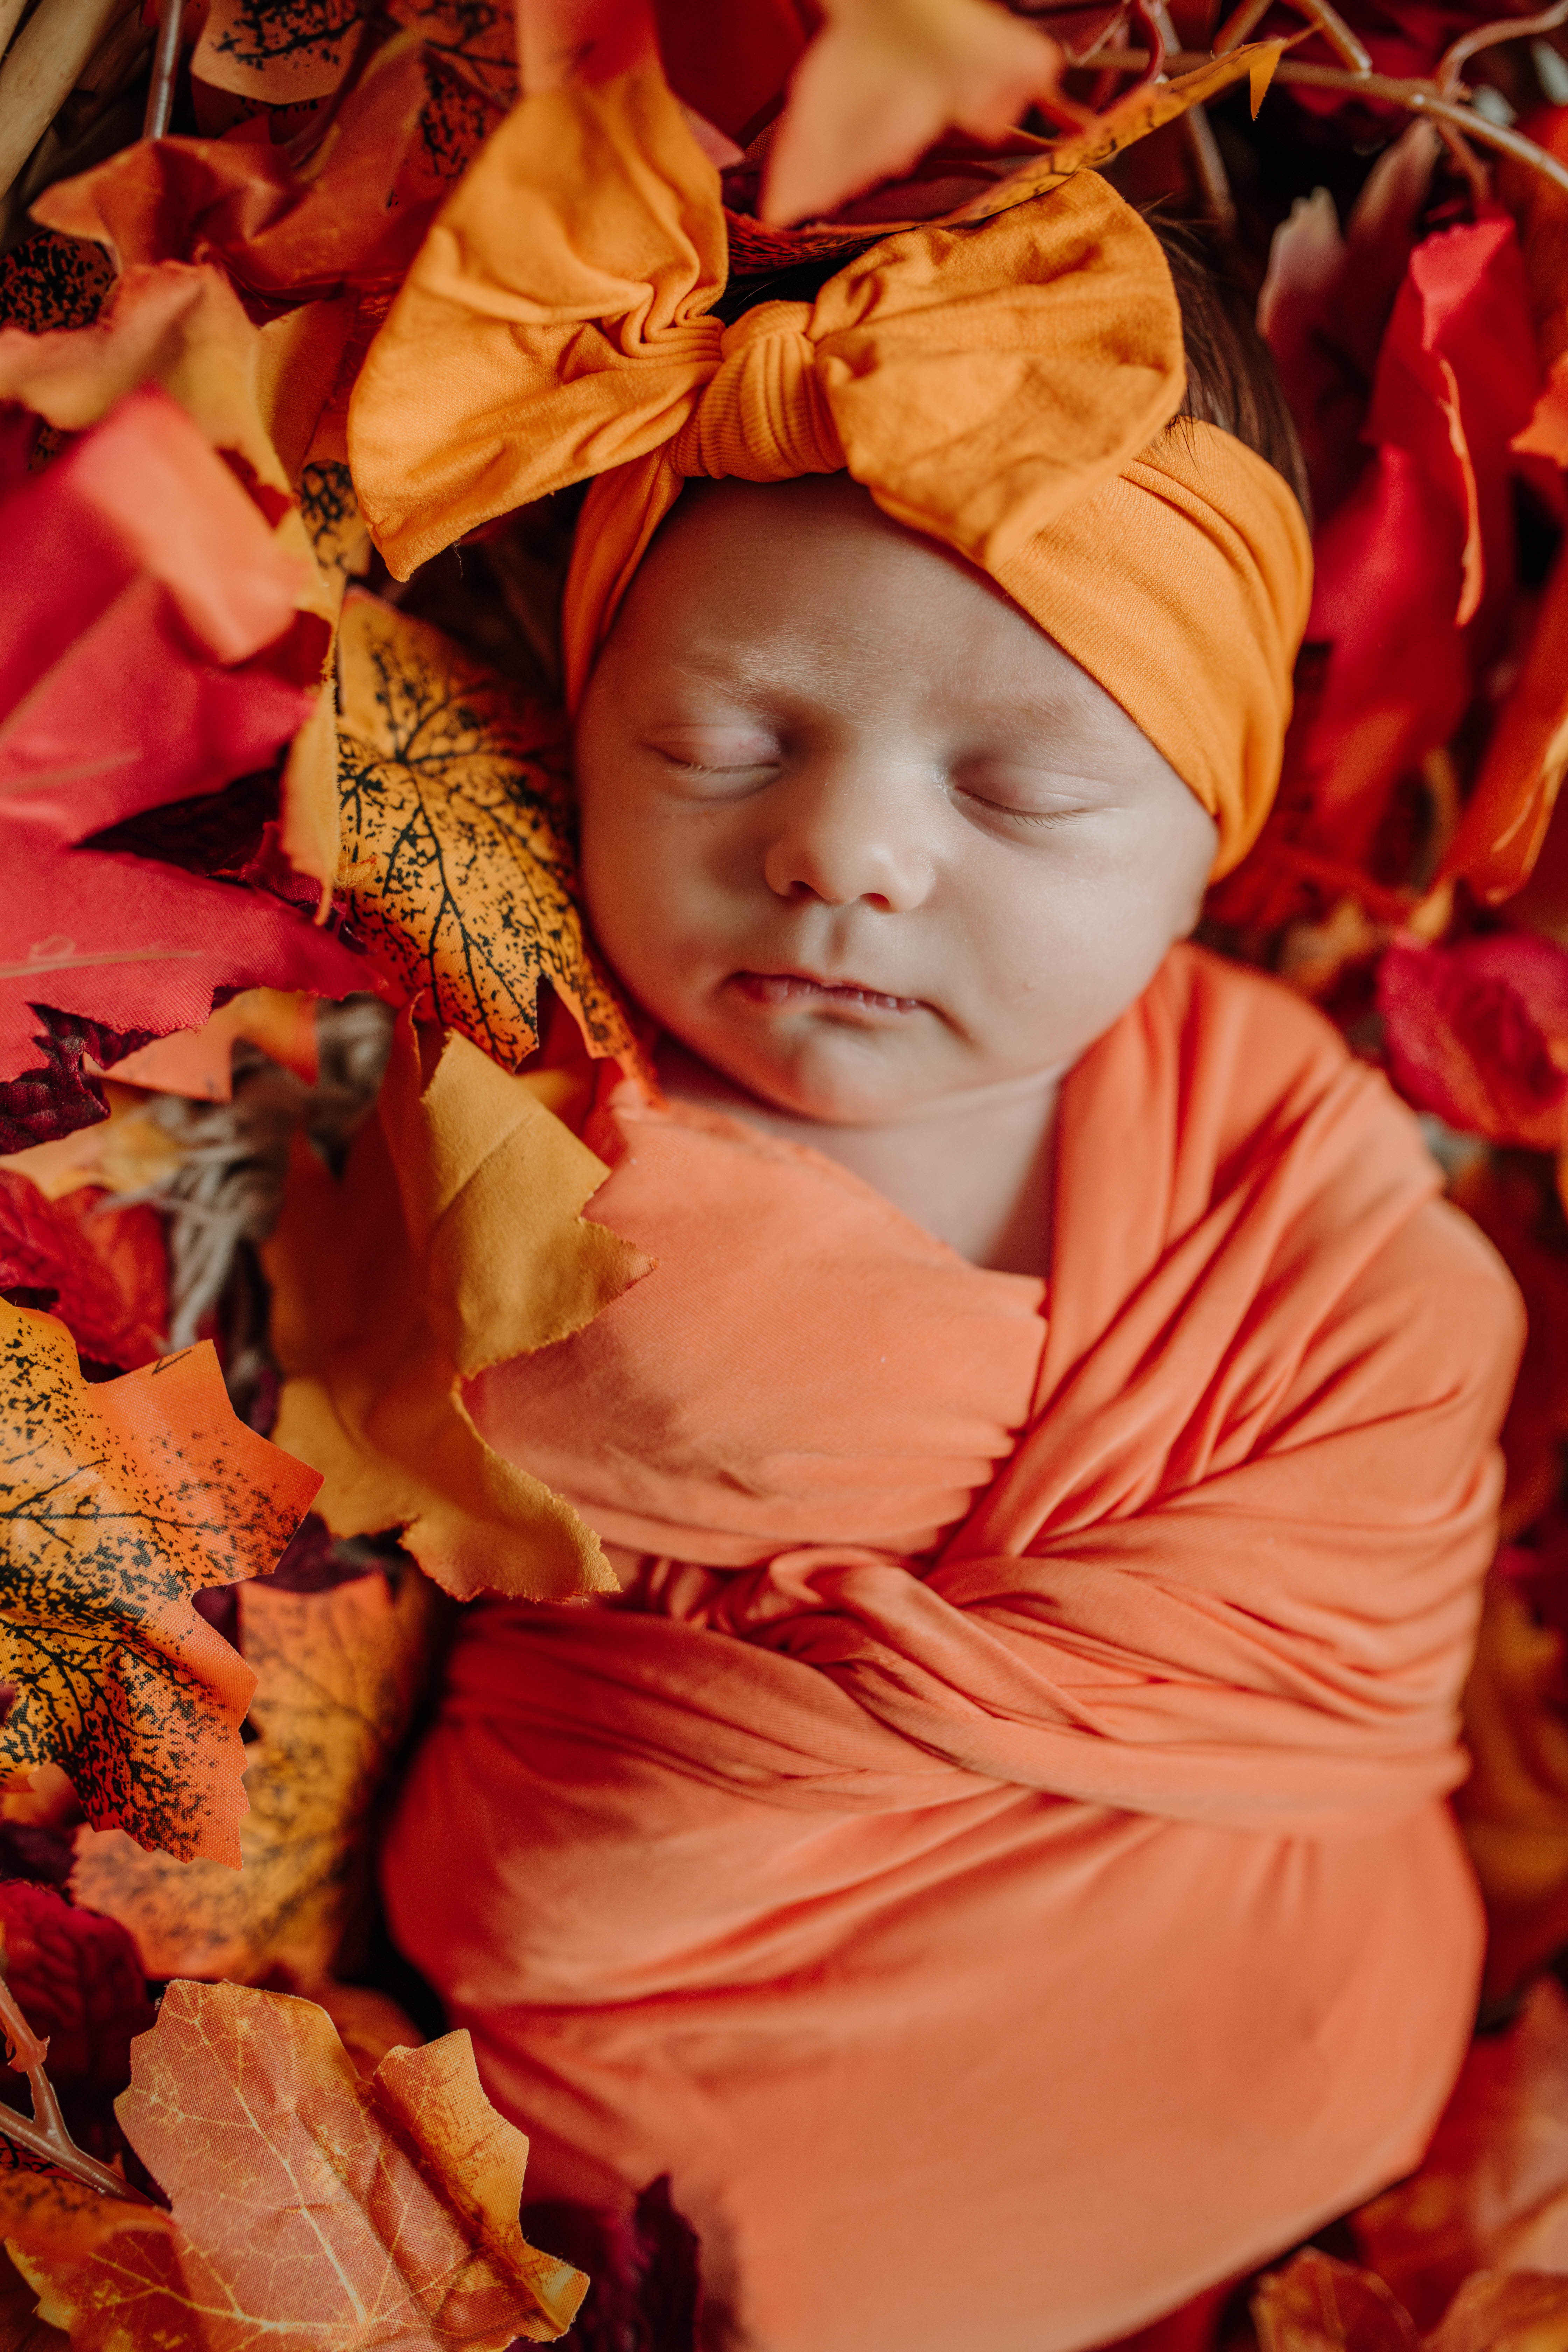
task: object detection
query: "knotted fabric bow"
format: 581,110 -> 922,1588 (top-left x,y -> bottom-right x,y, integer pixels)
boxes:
348,61 -> 1312,875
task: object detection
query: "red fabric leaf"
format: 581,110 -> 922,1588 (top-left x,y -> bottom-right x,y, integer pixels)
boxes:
522,2178 -> 701,2352
0,385 -> 366,1086
33,38 -> 429,313
0,1884 -> 154,2101
0,1177 -> 168,1373
1227,215 -> 1543,913
1377,931 -> 1568,1149
1252,2247 -> 1419,2349
0,1013 -> 156,1157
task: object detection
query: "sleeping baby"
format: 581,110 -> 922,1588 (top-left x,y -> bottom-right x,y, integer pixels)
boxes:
346,48 -> 1524,2352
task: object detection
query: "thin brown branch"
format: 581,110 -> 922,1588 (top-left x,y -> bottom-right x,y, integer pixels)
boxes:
1096,40 -> 1568,195
1272,57 -> 1568,191
1184,101 -> 1238,233
141,0 -> 184,138
1294,0 -> 1373,73
1213,0 -> 1274,54
1437,0 -> 1568,98
1435,114 -> 1491,202
0,1972 -> 153,2207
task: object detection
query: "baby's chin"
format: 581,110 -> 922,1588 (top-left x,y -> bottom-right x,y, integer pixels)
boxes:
671,1013 -> 965,1128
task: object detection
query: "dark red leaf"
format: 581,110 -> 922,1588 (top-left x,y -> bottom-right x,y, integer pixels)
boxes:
0,1178 -> 168,1374
0,1884 -> 154,2101
522,2177 -> 701,2352
34,38 -> 430,313
1377,930 -> 1568,1149
0,385 -> 367,1087
0,1013 -> 156,1157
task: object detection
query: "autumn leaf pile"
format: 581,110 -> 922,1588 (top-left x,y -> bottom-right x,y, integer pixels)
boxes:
8,0 -> 1568,2345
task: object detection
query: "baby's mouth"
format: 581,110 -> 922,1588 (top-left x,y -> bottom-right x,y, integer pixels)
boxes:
728,970 -> 924,1017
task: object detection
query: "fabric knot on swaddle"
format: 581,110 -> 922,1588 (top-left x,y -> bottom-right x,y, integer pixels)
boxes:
348,56 -> 1312,874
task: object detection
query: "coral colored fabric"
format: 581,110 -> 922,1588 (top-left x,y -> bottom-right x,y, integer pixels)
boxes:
346,66 -> 1312,876
383,946 -> 1522,2352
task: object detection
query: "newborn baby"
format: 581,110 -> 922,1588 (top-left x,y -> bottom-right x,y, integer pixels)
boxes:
350,55 -> 1524,2352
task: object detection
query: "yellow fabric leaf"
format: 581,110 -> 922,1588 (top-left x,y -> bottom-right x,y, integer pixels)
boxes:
19,1984 -> 585,2349
264,1013 -> 644,1598
336,592 -> 649,1081
71,1563 -> 445,1986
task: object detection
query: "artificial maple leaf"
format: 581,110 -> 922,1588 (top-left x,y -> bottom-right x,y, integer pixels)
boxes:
1377,932 -> 1568,1152
19,1982 -> 587,2349
36,34 -> 429,308
1258,121 -> 1439,527
1499,103 -> 1568,377
0,228 -> 113,338
105,988 -> 320,1101
760,0 -> 1067,226
265,1011 -> 644,1600
0,385 -> 367,1084
72,1562 -> 446,1986
0,1016 -> 160,1161
0,1299 -> 320,1865
192,0 -> 363,103
0,259 -> 354,893
1451,1553 -> 1568,2003
335,592 -> 644,1079
0,1176 -> 168,1372
0,2170 -> 166,2271
0,1085 -> 187,1207
1284,216 -> 1542,883
0,2249 -> 65,2352
943,40 -> 1281,222
1442,534 -> 1568,906
1252,2247 -> 1419,2350
1352,1972 -> 1568,2326
1429,2271 -> 1568,2350
0,1883 -> 155,2160
1450,1152 -> 1568,1537
523,2177 -> 702,2352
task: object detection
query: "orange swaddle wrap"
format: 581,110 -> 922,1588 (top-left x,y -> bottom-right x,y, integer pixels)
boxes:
382,951 -> 1522,2352
347,55 -> 1311,874
351,38 -> 1517,2350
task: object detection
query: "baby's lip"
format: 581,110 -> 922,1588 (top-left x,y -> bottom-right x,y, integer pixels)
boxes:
727,969 -> 925,1015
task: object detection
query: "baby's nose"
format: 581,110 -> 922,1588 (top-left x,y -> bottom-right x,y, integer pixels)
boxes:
760,765 -> 934,913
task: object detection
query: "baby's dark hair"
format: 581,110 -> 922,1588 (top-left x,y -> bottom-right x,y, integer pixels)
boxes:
715,206 -> 1311,521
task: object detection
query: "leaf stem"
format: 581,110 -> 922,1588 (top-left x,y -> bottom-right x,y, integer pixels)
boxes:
1083,43 -> 1568,196
0,1970 -> 153,2206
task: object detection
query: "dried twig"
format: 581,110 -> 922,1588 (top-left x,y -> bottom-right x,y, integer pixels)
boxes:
1087,40 -> 1568,195
0,0 -> 30,72
141,0 -> 183,138
0,0 -> 125,202
1273,57 -> 1568,191
0,1965 -> 152,2205
1293,0 -> 1371,74
1436,0 -> 1568,99
1212,0 -> 1273,52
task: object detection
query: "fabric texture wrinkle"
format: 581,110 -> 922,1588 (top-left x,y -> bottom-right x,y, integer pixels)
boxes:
385,946 -> 1522,2351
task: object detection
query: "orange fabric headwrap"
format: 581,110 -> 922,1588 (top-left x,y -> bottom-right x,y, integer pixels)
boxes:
349,64 -> 1312,875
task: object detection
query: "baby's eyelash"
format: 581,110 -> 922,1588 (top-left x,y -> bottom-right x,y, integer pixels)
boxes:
964,793 -> 1077,827
664,755 -> 774,777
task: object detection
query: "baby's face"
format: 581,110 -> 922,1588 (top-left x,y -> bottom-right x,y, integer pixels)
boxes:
575,476 -> 1218,1125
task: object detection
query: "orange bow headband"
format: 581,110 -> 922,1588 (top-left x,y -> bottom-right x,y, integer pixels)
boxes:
349,62 -> 1312,876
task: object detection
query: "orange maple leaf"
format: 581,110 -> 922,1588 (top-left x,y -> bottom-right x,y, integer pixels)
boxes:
335,592 -> 647,1080
0,2169 -> 168,2269
761,0 -> 1066,227
0,1301 -> 320,1866
19,1982 -> 586,2351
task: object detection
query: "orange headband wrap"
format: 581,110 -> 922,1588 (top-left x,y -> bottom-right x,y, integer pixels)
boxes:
349,64 -> 1312,877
